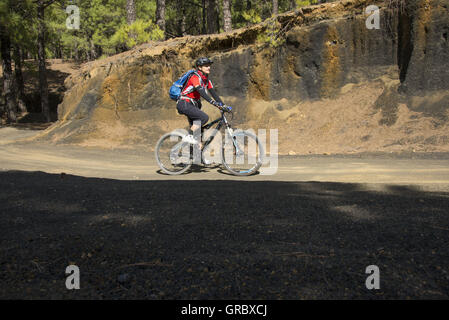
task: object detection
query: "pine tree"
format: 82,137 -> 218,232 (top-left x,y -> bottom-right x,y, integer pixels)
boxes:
13,45 -> 27,115
127,0 -> 136,25
127,0 -> 137,45
201,0 -> 206,34
0,0 -> 31,122
222,0 -> 232,32
178,0 -> 187,36
290,0 -> 297,10
0,23 -> 18,123
206,0 -> 218,34
156,0 -> 166,33
36,0 -> 51,122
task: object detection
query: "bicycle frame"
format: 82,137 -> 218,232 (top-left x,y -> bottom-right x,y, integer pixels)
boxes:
201,111 -> 242,155
168,111 -> 241,165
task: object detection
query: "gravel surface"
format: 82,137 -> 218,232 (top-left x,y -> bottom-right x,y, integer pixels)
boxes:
1,170 -> 448,299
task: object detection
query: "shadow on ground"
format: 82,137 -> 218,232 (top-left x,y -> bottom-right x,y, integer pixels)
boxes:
1,171 -> 448,299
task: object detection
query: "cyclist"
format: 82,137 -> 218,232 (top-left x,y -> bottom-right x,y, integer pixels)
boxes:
177,57 -> 226,147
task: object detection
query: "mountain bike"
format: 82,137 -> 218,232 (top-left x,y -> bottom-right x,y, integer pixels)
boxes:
155,106 -> 264,176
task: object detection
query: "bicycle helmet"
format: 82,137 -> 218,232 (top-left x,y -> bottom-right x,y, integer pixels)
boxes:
195,57 -> 213,67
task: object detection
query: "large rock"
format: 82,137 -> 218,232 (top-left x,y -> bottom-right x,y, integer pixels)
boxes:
401,0 -> 449,92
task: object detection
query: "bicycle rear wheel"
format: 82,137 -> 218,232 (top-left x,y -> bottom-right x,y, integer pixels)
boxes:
155,132 -> 192,175
221,130 -> 264,176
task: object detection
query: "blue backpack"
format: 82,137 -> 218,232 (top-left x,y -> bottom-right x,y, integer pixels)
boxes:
169,70 -> 199,101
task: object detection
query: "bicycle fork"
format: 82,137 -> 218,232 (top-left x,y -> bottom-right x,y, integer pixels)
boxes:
226,126 -> 244,156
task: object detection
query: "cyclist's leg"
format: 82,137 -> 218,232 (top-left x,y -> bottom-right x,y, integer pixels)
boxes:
177,100 -> 209,148
178,100 -> 196,136
177,100 -> 208,129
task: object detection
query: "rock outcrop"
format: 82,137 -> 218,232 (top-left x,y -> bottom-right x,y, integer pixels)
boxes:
34,0 -> 449,154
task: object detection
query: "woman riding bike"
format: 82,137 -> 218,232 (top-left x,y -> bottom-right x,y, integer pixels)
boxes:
177,57 -> 229,149
156,58 -> 263,175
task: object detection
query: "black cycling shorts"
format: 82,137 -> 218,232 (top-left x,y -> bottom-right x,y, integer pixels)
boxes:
176,99 -> 209,127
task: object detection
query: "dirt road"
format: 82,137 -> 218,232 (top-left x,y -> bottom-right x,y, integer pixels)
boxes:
2,128 -> 449,185
1,127 -> 448,299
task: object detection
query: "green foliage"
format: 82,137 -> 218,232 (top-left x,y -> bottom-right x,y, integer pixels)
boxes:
257,17 -> 285,48
296,0 -> 314,7
136,0 -> 157,21
4,0 -> 319,63
1,0 -> 36,55
232,0 -> 310,29
110,19 -> 164,49
0,1 -> 6,16
232,0 -> 268,29
241,9 -> 262,25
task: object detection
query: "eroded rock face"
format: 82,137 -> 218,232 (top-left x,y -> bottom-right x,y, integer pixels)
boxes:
39,0 -> 449,154
401,0 -> 449,92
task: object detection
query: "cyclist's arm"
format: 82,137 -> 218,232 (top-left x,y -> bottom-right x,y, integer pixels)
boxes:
208,88 -> 223,105
196,86 -> 218,106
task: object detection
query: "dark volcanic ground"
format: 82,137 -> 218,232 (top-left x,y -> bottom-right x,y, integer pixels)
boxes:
0,170 -> 448,299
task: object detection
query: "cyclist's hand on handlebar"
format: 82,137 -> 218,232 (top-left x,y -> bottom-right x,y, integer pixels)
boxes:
222,105 -> 232,113
213,101 -> 232,113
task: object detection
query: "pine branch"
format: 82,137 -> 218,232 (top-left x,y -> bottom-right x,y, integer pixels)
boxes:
33,0 -> 64,9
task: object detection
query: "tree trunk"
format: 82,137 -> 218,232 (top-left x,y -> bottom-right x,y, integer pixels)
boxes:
13,45 -> 27,114
74,38 -> 79,61
290,0 -> 297,10
0,25 -> 18,123
273,0 -> 279,15
59,40 -> 63,59
56,42 -> 61,59
206,0 -> 218,34
37,1 -> 50,122
202,0 -> 206,34
96,44 -> 102,58
90,39 -> 96,60
222,0 -> 232,32
156,0 -> 166,32
55,30 -> 62,59
181,11 -> 187,36
177,0 -> 187,36
126,0 -> 136,25
126,0 -> 137,43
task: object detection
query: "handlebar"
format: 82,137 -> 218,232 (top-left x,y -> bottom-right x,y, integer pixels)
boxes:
220,105 -> 233,113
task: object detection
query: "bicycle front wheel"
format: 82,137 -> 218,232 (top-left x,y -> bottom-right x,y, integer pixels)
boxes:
221,130 -> 264,176
155,132 -> 192,175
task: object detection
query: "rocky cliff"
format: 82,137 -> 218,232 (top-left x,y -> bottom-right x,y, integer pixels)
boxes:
34,0 -> 449,154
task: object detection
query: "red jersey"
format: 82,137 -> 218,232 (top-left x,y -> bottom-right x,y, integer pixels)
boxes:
181,70 -> 213,101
